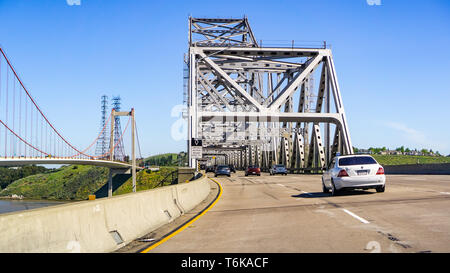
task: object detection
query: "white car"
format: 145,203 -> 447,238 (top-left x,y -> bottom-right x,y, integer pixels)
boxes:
269,164 -> 288,175
322,155 -> 386,196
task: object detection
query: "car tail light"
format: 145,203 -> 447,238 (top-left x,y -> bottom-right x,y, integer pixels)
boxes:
337,169 -> 349,177
376,167 -> 384,175
257,168 -> 260,172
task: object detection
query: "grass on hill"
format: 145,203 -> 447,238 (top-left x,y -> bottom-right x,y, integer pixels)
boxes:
113,166 -> 178,195
372,155 -> 450,166
0,165 -> 109,201
0,165 -> 180,201
144,152 -> 187,166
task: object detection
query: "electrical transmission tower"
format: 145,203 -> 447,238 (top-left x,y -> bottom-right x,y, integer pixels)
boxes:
111,96 -> 126,161
95,95 -> 110,159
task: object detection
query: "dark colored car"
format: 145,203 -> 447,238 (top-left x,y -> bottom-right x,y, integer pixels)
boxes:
215,165 -> 231,177
270,164 -> 288,175
206,166 -> 215,173
228,165 -> 236,173
245,165 -> 261,176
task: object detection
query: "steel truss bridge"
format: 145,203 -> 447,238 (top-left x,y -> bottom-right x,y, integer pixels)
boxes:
186,17 -> 353,172
0,48 -> 140,196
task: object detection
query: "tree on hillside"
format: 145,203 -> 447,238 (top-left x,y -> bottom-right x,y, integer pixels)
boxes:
0,165 -> 50,189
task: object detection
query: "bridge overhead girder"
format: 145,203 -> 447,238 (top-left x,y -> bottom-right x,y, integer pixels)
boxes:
187,17 -> 353,172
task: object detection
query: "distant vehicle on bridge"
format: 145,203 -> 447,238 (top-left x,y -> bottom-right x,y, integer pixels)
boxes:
214,165 -> 231,177
269,164 -> 288,175
206,165 -> 215,173
322,155 -> 386,196
245,165 -> 261,176
228,164 -> 236,173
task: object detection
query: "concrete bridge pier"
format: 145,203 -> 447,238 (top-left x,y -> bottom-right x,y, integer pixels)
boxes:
108,168 -> 131,198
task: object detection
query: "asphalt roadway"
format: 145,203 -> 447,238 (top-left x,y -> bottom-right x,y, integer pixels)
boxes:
123,172 -> 450,253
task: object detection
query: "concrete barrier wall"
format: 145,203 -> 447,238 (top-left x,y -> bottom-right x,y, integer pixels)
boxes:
0,175 -> 211,253
384,163 -> 450,175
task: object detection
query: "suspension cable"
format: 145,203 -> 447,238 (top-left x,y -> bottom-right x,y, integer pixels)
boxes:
0,48 -> 86,156
134,119 -> 143,159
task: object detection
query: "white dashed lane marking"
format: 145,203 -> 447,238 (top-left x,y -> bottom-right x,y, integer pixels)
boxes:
342,209 -> 370,224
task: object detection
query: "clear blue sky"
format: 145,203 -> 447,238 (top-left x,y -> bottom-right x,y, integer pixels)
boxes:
0,0 -> 449,156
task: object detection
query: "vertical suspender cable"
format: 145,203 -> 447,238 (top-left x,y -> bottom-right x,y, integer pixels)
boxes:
19,79 -> 22,157
24,92 -> 27,157
0,48 -> 88,157
30,106 -> 32,158
12,79 -> 15,157
5,67 -> 8,158
135,120 -> 143,159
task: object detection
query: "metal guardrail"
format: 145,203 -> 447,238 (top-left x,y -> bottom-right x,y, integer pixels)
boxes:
155,170 -> 178,187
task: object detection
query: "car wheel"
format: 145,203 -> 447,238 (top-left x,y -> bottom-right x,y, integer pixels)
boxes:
245,174 -> 248,176
215,175 -> 217,177
376,185 -> 385,193
228,174 -> 231,177
322,178 -> 329,193
331,180 -> 339,196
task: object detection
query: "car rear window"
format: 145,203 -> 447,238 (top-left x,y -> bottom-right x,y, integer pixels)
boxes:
275,165 -> 285,168
217,165 -> 229,170
338,156 -> 377,166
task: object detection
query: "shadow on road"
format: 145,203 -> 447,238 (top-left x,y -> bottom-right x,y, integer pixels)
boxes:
292,190 -> 375,199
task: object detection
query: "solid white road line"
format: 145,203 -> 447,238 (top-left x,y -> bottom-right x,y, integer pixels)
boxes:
440,192 -> 450,195
342,209 -> 370,224
277,184 -> 285,187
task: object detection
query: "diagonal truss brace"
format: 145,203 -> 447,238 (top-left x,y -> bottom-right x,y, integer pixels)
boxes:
197,51 -> 263,112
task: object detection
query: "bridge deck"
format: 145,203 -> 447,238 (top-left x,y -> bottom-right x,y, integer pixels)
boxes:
143,172 -> 450,253
0,158 -> 135,169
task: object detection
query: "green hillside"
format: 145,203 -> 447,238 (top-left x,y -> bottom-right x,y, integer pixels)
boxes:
0,165 -> 51,189
0,164 -> 180,201
113,167 -> 178,195
144,152 -> 187,166
0,165 -> 109,201
372,155 -> 450,166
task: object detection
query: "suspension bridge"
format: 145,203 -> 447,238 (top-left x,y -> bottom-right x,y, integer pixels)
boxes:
0,47 -> 142,195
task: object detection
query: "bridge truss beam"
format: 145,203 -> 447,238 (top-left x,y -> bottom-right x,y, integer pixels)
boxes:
187,17 -> 353,173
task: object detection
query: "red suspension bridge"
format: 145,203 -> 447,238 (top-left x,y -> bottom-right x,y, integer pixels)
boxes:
0,47 -> 141,172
